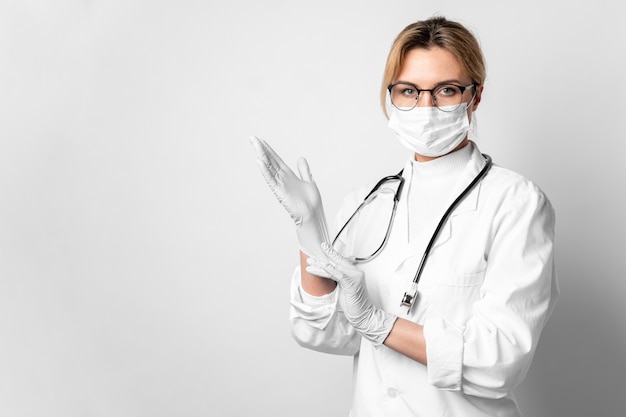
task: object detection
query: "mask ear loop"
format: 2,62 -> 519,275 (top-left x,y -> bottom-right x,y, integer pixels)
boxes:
466,86 -> 479,140
469,111 -> 479,141
466,86 -> 478,108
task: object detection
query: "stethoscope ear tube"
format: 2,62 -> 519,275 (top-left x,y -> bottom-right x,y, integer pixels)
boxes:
402,154 -> 493,314
332,171 -> 405,262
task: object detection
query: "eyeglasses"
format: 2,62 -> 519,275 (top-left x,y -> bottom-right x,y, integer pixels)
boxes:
388,82 -> 476,112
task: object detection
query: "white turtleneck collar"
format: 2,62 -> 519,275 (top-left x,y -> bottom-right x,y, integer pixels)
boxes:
400,142 -> 475,247
408,142 -> 474,181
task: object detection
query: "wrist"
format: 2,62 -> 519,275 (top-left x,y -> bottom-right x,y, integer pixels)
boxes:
300,251 -> 337,295
364,310 -> 397,347
295,220 -> 330,260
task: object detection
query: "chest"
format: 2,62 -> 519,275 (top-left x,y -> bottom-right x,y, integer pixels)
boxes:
348,190 -> 491,324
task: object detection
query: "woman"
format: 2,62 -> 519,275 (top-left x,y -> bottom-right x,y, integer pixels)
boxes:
250,16 -> 558,417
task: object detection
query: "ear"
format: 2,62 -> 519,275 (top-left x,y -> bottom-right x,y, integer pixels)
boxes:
471,84 -> 484,111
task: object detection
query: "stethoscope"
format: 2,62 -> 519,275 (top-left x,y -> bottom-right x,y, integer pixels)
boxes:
332,154 -> 493,314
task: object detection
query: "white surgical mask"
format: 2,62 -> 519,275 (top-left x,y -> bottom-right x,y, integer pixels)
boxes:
388,102 -> 471,157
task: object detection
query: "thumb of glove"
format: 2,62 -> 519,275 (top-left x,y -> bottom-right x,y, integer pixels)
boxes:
297,157 -> 315,184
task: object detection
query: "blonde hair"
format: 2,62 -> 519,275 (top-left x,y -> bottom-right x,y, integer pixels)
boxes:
381,16 -> 486,117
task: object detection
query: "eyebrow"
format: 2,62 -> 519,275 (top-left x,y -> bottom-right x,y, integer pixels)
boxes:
396,79 -> 467,87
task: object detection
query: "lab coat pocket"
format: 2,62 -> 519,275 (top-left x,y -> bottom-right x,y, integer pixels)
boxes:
428,267 -> 486,326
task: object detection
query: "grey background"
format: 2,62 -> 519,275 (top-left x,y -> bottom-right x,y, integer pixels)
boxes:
1,1 -> 624,416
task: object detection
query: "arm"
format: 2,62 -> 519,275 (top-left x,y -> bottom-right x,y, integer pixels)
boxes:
300,250 -> 336,296
307,244 -> 428,363
424,182 -> 558,397
298,247 -> 430,358
384,319 -> 427,365
290,259 -> 361,355
250,137 -> 363,354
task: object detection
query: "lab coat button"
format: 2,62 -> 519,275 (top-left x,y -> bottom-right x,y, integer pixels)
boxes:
387,388 -> 398,398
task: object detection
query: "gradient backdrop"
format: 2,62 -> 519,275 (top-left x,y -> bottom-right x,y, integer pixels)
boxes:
0,1 -> 624,416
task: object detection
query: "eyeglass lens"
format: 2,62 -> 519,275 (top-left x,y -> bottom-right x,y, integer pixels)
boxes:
389,83 -> 471,112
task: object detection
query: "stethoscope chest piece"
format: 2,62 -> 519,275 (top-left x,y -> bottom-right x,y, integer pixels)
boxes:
401,282 -> 419,313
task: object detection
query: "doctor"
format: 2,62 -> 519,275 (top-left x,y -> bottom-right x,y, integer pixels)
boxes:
251,16 -> 558,417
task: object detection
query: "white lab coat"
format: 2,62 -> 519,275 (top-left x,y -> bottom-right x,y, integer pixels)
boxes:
289,143 -> 558,417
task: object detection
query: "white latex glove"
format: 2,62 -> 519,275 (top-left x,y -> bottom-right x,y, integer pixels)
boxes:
306,243 -> 397,347
250,135 -> 330,260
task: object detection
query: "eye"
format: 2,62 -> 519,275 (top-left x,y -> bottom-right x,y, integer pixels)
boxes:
391,83 -> 418,97
389,83 -> 421,109
401,87 -> 416,96
435,85 -> 461,97
397,86 -> 417,97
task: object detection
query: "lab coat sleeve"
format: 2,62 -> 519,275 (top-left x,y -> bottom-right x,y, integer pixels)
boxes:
424,179 -> 558,398
289,267 -> 361,355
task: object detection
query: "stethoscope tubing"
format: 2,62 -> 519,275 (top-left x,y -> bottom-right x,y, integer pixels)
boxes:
330,153 -> 493,312
411,154 -> 492,286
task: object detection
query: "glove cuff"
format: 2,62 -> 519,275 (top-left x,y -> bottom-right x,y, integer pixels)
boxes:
295,212 -> 331,260
366,310 -> 398,347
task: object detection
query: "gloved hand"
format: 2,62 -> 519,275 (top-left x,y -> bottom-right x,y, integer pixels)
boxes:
250,135 -> 330,260
306,243 -> 397,347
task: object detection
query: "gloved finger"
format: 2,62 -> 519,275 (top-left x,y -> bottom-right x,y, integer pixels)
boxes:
253,136 -> 291,174
296,157 -> 315,184
250,136 -> 295,191
249,136 -> 282,179
306,257 -> 339,280
305,264 -> 334,280
255,158 -> 282,191
321,242 -> 353,267
250,137 -> 276,178
249,135 -> 270,164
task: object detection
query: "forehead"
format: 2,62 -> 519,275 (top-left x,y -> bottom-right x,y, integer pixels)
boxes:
397,47 -> 468,86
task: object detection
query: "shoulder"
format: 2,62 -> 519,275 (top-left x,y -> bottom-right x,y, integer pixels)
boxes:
480,164 -> 555,221
483,164 -> 547,198
468,142 -> 550,207
334,168 -> 404,228
336,181 -> 375,222
339,162 -> 407,212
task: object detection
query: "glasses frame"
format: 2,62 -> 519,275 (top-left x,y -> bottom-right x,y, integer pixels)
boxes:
387,82 -> 477,112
